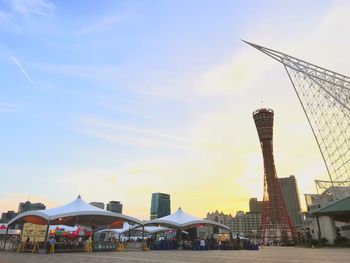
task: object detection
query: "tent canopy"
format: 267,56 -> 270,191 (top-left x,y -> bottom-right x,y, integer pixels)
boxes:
8,195 -> 142,227
97,222 -> 170,235
143,207 -> 231,231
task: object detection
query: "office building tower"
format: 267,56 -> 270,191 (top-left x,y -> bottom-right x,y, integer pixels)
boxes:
18,201 -> 46,214
150,193 -> 171,219
0,211 -> 18,223
90,202 -> 105,210
249,198 -> 263,214
106,201 -> 123,213
278,176 -> 302,227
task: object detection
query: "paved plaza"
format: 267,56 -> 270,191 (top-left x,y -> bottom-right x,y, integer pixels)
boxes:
1,247 -> 350,263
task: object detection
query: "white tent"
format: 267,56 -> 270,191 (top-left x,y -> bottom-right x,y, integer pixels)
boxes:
8,195 -> 142,227
97,222 -> 170,236
143,207 -> 231,232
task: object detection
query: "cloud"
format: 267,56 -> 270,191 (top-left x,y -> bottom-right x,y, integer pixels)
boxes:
78,116 -> 188,149
193,48 -> 272,97
77,14 -> 126,36
4,48 -> 36,85
0,103 -> 21,112
0,10 -> 13,22
10,0 -> 55,17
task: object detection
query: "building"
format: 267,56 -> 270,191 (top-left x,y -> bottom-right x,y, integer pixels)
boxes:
230,211 -> 261,239
18,201 -> 46,214
249,198 -> 263,214
303,185 -> 350,241
206,210 -> 233,226
206,210 -> 261,239
0,211 -> 17,223
89,202 -> 105,210
278,175 -> 302,227
106,201 -> 123,213
150,193 -> 171,219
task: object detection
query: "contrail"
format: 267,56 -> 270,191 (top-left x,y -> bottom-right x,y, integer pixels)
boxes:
3,46 -> 35,85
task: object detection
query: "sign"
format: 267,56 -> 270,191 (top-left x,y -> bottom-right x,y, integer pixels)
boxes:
35,225 -> 47,242
21,223 -> 47,242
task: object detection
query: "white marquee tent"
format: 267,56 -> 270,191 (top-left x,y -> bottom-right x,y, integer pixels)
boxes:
144,208 -> 231,232
8,195 -> 142,227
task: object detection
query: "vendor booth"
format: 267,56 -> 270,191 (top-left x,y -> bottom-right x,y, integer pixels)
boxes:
4,195 -> 142,253
143,207 -> 234,250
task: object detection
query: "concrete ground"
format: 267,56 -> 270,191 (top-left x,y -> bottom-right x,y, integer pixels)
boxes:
1,247 -> 350,263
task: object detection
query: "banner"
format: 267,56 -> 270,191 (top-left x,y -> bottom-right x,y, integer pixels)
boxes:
21,223 -> 47,242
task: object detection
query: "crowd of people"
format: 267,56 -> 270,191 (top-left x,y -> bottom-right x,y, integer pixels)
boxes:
145,237 -> 257,250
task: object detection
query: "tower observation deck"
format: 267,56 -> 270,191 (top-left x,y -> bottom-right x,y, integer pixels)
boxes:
253,108 -> 295,243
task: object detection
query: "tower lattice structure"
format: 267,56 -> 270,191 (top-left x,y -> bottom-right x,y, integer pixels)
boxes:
245,41 -> 350,198
253,108 -> 295,243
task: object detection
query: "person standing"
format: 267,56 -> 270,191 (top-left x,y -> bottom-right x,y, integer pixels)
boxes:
236,235 -> 241,250
200,238 -> 206,250
49,236 -> 56,254
86,236 -> 93,253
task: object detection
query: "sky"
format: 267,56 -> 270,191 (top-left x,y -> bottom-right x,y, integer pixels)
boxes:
1,0 -> 350,219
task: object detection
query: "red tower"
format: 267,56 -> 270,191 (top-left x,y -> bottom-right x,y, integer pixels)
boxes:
253,108 -> 295,243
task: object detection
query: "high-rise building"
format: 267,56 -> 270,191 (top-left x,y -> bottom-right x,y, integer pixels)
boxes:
150,193 -> 170,219
18,201 -> 46,214
231,211 -> 261,239
106,201 -> 123,213
90,202 -> 105,210
206,210 -> 261,239
278,176 -> 302,227
0,211 -> 18,223
253,108 -> 295,242
249,198 -> 263,214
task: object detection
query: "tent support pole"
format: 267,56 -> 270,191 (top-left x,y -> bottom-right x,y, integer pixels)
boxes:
3,226 -> 9,250
92,225 -> 95,252
178,227 -> 183,242
128,223 -> 131,241
44,220 -> 50,250
142,226 -> 145,241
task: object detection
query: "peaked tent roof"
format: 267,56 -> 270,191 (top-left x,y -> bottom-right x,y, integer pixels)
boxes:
313,195 -> 350,217
143,208 -> 231,231
8,195 -> 142,227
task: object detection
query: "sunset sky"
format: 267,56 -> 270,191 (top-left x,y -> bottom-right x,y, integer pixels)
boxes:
1,0 -> 350,219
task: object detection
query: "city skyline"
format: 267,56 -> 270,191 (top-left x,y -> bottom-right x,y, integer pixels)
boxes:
1,0 -> 350,219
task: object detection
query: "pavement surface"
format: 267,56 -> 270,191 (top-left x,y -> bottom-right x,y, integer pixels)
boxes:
1,247 -> 350,263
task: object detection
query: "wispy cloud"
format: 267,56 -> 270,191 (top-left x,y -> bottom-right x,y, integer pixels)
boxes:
83,117 -> 186,142
79,116 -> 188,149
3,47 -> 36,85
0,103 -> 21,112
10,0 -> 55,17
77,14 -> 126,36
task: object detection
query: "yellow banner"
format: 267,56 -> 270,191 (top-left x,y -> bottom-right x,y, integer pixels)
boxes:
35,225 -> 47,242
21,223 -> 47,242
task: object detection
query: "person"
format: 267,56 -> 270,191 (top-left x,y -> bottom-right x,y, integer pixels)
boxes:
24,236 -> 30,249
49,236 -> 56,254
200,238 -> 206,250
218,239 -> 222,250
236,235 -> 241,250
86,236 -> 93,253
